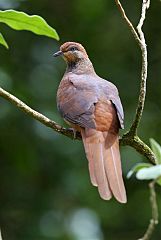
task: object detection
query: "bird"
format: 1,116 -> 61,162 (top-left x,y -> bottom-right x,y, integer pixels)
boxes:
54,42 -> 127,203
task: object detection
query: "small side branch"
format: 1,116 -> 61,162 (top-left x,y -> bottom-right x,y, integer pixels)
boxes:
115,0 -> 150,135
120,134 -> 156,164
114,0 -> 142,47
130,0 -> 150,135
138,180 -> 158,240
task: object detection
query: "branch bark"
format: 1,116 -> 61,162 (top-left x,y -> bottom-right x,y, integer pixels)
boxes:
115,0 -> 156,163
115,0 -> 150,136
0,87 -> 79,140
120,134 -> 156,164
114,0 -> 156,161
130,0 -> 150,135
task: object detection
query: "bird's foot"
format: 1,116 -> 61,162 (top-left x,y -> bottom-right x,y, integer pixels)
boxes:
67,128 -> 77,139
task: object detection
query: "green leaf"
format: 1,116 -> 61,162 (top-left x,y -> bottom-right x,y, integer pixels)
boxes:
136,165 -> 161,180
0,10 -> 59,40
0,32 -> 9,49
127,163 -> 152,179
150,138 -> 161,164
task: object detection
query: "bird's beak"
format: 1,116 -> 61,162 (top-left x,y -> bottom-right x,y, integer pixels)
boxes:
53,50 -> 63,57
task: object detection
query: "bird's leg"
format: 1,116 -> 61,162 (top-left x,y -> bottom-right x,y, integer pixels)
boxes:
67,128 -> 77,139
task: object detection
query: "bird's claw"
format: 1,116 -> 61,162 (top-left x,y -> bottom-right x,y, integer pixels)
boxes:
68,128 -> 77,139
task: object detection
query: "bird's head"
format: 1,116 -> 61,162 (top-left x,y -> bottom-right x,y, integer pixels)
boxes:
53,42 -> 89,64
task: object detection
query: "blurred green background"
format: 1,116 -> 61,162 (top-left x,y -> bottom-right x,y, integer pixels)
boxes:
0,0 -> 161,239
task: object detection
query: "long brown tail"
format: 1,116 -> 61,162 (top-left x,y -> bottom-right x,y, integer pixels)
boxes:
81,128 -> 127,203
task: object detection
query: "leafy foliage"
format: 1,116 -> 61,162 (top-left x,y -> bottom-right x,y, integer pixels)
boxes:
127,162 -> 152,179
0,9 -> 59,49
136,165 -> 161,180
128,139 -> 161,186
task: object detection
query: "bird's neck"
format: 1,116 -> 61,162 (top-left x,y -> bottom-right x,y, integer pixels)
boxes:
66,58 -> 95,75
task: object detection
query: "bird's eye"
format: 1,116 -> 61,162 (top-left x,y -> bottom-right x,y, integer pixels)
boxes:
69,47 -> 78,51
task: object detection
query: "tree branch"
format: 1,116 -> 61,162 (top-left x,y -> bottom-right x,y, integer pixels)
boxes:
114,0 -> 142,47
115,0 -> 156,164
138,180 -> 158,240
120,133 -> 156,164
0,87 -> 80,140
130,0 -> 150,135
115,0 -> 150,136
115,2 -> 159,239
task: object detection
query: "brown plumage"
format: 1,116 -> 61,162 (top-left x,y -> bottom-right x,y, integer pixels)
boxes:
54,42 -> 127,203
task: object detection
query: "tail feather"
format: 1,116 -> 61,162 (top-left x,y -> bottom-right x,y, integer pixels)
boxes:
81,128 -> 127,203
104,137 -> 127,203
93,143 -> 112,200
81,130 -> 98,186
81,129 -> 112,200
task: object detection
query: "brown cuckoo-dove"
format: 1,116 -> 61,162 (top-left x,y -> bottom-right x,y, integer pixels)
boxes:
54,42 -> 127,203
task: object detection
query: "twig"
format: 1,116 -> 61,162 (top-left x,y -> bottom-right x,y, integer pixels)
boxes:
114,0 -> 142,47
138,180 -> 158,240
130,0 -> 150,135
0,87 -> 81,140
120,134 -> 156,164
115,0 -> 150,135
115,0 -> 156,164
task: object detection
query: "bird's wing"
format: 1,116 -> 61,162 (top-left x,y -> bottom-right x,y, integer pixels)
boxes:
110,94 -> 124,129
57,74 -> 99,129
99,78 -> 124,129
57,73 -> 124,129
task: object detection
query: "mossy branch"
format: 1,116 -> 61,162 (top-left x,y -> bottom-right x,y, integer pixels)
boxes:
120,133 -> 156,164
0,87 -> 77,139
